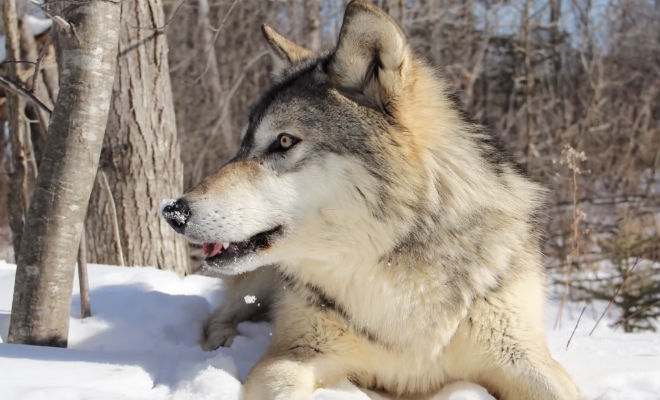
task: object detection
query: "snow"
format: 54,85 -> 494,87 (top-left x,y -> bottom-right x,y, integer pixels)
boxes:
24,15 -> 52,37
0,261 -> 658,400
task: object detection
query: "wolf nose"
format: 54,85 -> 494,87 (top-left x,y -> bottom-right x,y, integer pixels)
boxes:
161,198 -> 191,234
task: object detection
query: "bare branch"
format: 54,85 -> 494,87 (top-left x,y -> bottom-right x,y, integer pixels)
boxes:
0,75 -> 53,115
589,258 -> 641,336
565,306 -> 586,350
99,170 -> 125,267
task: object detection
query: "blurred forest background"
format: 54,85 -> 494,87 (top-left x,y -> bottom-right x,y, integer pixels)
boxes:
1,0 -> 659,332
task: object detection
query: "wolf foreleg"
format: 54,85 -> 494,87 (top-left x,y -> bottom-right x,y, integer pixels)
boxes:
242,350 -> 343,400
202,267 -> 280,350
449,292 -> 580,400
482,352 -> 580,400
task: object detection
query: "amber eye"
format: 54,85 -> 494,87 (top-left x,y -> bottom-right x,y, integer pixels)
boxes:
267,133 -> 300,154
279,133 -> 294,149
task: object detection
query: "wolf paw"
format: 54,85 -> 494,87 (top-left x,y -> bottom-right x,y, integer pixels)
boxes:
201,319 -> 238,350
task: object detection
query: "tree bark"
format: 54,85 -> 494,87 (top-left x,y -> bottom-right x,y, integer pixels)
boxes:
85,0 -> 189,275
304,1 -> 321,52
19,16 -> 52,160
522,0 -> 535,166
3,0 -> 37,258
197,0 -> 222,105
8,0 -> 121,347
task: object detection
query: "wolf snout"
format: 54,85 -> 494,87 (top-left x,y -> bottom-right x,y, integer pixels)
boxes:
160,198 -> 191,234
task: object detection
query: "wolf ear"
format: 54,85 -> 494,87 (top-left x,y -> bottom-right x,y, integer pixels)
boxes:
262,24 -> 313,76
329,0 -> 411,114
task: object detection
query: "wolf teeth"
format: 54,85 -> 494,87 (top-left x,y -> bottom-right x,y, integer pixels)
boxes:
222,242 -> 230,249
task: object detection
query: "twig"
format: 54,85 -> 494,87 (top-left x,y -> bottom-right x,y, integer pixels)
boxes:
0,75 -> 53,115
99,171 -> 125,267
0,60 -> 37,67
565,306 -> 586,350
29,34 -> 51,92
119,0 -> 187,57
118,30 -> 163,57
589,257 -> 641,336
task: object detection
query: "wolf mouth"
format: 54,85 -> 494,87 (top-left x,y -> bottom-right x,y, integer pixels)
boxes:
201,226 -> 282,267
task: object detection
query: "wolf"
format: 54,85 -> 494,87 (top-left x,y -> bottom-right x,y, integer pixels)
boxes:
161,1 -> 579,399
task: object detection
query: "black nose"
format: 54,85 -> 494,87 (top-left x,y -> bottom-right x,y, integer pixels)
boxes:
161,198 -> 191,234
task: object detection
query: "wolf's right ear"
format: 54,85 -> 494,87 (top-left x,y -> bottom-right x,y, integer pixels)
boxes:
262,24 -> 313,77
328,0 -> 411,115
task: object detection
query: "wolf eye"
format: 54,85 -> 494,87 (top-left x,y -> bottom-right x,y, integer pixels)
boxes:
268,133 -> 300,153
280,134 -> 294,149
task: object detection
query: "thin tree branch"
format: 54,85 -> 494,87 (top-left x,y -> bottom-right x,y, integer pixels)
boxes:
0,75 -> 53,114
99,170 -> 125,267
565,306 -> 586,350
118,30 -> 163,57
29,34 -> 51,93
589,258 -> 641,336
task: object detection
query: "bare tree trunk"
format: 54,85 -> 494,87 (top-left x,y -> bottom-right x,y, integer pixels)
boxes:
3,0 -> 38,258
8,0 -> 121,347
304,1 -> 321,52
550,0 -> 562,75
19,17 -> 52,161
85,0 -> 189,275
522,0 -> 535,166
197,0 -> 222,105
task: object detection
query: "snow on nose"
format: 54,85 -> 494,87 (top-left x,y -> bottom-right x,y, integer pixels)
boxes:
160,198 -> 177,215
160,198 -> 191,233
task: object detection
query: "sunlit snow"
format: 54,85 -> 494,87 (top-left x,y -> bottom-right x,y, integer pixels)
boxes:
0,262 -> 658,399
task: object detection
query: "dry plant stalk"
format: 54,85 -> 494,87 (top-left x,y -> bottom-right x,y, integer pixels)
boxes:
555,145 -> 588,329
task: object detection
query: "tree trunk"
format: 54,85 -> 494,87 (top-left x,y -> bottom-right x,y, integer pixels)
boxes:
197,0 -> 222,105
549,0 -> 562,75
8,0 -> 121,347
522,0 -> 535,166
85,0 -> 189,275
304,1 -> 321,52
3,0 -> 37,258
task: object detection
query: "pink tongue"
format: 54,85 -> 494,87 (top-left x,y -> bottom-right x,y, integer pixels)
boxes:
202,243 -> 223,258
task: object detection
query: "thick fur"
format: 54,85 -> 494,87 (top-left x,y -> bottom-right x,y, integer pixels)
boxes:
162,1 -> 579,399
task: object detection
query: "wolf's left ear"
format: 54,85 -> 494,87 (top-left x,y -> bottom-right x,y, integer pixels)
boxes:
262,24 -> 313,76
328,0 -> 411,114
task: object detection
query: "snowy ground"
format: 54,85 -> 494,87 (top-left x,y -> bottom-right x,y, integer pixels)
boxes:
0,261 -> 658,400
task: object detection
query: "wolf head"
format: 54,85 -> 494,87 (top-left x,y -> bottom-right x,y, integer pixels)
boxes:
161,0 -> 540,275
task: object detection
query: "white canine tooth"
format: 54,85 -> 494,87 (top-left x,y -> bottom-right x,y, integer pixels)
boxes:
222,242 -> 229,249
